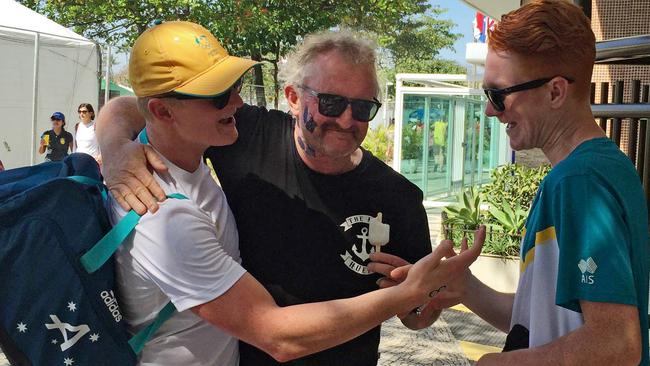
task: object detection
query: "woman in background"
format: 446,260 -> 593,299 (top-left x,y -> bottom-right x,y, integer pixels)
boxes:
75,103 -> 101,165
39,112 -> 73,162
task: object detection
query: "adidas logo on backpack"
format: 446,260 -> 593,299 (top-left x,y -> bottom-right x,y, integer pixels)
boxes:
0,154 -> 180,365
101,290 -> 123,323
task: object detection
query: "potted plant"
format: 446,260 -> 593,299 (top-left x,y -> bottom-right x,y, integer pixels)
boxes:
441,164 -> 550,292
442,188 -> 521,293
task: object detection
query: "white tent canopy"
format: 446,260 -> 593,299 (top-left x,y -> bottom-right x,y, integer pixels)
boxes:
0,0 -> 99,168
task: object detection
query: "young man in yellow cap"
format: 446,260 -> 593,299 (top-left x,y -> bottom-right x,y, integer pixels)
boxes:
109,20 -> 483,365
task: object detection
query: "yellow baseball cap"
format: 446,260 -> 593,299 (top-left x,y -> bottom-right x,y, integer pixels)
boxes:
129,21 -> 259,97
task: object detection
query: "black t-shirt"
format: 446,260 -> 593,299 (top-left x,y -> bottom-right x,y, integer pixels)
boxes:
205,105 -> 432,366
42,129 -> 73,161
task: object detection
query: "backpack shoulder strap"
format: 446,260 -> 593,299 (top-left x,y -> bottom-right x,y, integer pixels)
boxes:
72,180 -> 188,354
127,301 -> 177,354
78,129 -> 186,353
137,129 -> 149,144
79,192 -> 189,273
80,209 -> 141,273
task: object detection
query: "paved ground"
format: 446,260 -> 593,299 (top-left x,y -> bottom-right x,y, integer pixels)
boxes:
378,305 -> 505,366
0,208 -> 505,366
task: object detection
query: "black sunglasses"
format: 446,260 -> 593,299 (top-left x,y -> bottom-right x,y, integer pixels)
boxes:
483,76 -> 574,112
299,85 -> 382,122
166,77 -> 243,109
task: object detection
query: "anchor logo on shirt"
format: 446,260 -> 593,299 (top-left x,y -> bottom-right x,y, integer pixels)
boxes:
353,227 -> 373,261
339,214 -> 376,275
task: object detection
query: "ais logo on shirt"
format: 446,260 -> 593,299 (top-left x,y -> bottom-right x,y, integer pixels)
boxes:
578,257 -> 598,284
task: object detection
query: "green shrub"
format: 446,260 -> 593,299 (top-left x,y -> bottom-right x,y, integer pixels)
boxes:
362,124 -> 394,163
442,163 -> 550,257
443,187 -> 483,230
480,164 -> 550,212
488,201 -> 527,236
443,226 -> 521,258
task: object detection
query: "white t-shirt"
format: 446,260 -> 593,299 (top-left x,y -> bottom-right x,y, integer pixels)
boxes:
75,121 -> 100,158
109,152 -> 246,366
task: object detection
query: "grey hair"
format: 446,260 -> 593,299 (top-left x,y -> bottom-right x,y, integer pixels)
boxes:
279,29 -> 379,95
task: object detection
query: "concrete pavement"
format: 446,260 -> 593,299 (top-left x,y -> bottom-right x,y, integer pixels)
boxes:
378,305 -> 505,366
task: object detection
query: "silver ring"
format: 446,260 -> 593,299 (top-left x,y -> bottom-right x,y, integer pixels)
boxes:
428,285 -> 447,298
415,307 -> 423,316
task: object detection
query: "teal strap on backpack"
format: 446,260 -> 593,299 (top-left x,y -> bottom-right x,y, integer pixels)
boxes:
70,175 -> 188,354
138,129 -> 149,144
128,301 -> 177,354
80,192 -> 188,273
67,175 -> 108,200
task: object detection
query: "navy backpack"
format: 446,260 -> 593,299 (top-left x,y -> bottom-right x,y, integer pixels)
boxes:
0,153 -> 178,365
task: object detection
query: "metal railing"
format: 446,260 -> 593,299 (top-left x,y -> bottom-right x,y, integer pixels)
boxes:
591,34 -> 650,214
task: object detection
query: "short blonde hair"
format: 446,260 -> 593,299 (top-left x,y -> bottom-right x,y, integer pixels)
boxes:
136,97 -> 153,120
279,29 -> 379,94
136,96 -> 179,121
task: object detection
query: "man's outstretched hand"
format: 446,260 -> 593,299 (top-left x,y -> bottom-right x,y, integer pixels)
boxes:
370,226 -> 486,311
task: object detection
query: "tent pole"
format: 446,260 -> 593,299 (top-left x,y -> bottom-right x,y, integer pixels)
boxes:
31,32 -> 40,165
95,42 -> 102,109
104,44 -> 111,106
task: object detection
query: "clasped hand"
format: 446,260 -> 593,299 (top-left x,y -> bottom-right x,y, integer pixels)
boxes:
368,226 -> 486,317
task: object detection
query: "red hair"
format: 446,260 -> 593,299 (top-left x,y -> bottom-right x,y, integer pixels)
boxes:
489,0 -> 595,95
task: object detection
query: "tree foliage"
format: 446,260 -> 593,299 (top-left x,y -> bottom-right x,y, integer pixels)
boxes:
18,0 -> 204,50
384,9 -> 463,73
19,0 -> 466,105
346,4 -> 464,75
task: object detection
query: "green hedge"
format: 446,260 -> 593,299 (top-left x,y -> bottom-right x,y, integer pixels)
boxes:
442,163 -> 550,257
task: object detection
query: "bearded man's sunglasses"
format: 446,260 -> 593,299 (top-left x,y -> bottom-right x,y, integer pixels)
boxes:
483,76 -> 574,112
299,85 -> 382,122
163,77 -> 244,109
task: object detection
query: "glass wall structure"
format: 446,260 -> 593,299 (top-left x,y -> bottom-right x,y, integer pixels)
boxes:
393,74 -> 510,200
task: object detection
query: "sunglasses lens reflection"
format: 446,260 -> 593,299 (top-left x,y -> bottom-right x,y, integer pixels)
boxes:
213,91 -> 231,109
233,78 -> 243,93
212,77 -> 243,109
485,90 -> 505,112
319,95 -> 347,117
351,101 -> 378,122
317,94 -> 378,122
